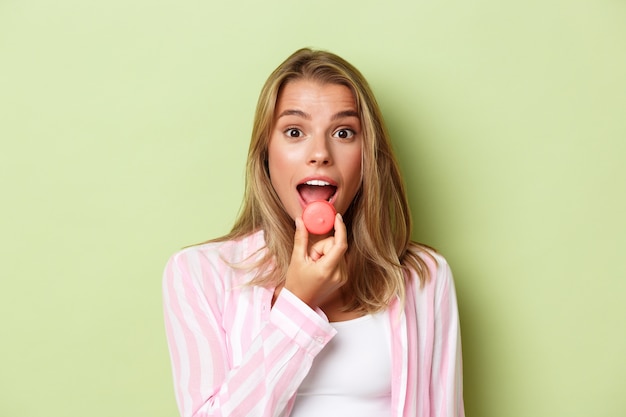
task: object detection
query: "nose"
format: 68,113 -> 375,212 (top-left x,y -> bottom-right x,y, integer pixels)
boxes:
308,135 -> 332,166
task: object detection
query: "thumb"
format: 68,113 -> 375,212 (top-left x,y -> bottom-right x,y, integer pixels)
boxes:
292,217 -> 308,260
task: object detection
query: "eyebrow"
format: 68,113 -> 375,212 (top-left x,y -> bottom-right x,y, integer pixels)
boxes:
331,110 -> 359,121
277,109 -> 311,120
276,109 -> 359,121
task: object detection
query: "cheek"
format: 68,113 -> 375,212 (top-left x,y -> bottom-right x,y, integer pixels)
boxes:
267,140 -> 284,178
345,147 -> 363,186
267,140 -> 296,192
268,141 -> 304,176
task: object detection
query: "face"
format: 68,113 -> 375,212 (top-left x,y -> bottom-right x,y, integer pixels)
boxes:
268,79 -> 363,223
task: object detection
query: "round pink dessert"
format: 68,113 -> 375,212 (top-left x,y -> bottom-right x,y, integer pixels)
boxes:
302,201 -> 336,235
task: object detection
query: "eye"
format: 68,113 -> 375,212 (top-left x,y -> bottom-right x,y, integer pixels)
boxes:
285,128 -> 303,138
333,128 -> 355,139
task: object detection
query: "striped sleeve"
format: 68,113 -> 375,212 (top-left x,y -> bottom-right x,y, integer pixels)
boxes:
429,254 -> 465,416
162,249 -> 336,417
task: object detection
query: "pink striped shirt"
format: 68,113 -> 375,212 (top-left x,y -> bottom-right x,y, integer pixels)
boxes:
163,231 -> 464,417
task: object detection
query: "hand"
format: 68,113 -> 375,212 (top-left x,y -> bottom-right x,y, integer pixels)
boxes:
281,213 -> 348,309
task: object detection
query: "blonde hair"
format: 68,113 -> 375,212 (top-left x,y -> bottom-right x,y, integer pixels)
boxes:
215,48 -> 432,313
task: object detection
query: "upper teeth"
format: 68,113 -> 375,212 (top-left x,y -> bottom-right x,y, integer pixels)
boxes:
305,180 -> 331,186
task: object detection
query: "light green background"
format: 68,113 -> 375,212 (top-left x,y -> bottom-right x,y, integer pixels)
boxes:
1,1 -> 625,416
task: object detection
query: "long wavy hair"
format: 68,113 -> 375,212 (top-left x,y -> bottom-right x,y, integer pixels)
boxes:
214,48 -> 433,313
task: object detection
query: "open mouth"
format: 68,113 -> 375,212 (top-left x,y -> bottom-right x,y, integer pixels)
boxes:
297,180 -> 337,204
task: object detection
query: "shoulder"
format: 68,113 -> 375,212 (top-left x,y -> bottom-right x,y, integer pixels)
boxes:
406,244 -> 455,301
163,231 -> 267,290
401,246 -> 461,329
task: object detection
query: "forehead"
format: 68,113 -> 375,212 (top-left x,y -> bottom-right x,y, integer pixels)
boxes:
275,80 -> 357,112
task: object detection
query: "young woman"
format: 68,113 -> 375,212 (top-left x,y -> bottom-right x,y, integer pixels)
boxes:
163,48 -> 465,417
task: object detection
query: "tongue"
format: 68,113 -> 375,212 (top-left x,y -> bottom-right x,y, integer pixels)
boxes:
298,185 -> 335,204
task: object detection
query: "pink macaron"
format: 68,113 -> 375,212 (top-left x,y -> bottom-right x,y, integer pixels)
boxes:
302,201 -> 336,235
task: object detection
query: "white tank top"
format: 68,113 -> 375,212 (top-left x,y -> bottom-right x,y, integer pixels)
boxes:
290,311 -> 392,417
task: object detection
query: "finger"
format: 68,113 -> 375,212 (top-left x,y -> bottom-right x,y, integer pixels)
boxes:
333,213 -> 347,247
291,217 -> 309,260
309,246 -> 323,262
309,237 -> 333,262
316,214 -> 348,267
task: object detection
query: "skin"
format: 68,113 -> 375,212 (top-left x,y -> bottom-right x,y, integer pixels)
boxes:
267,80 -> 364,320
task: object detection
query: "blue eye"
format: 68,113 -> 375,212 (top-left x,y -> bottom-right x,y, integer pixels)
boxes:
285,128 -> 303,138
334,129 -> 354,139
